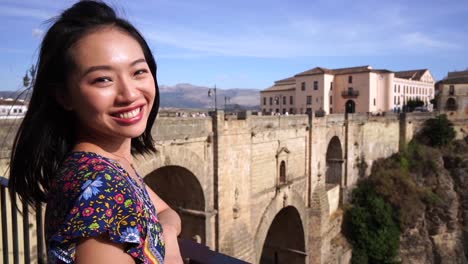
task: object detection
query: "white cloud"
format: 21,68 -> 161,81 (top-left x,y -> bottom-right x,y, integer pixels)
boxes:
401,32 -> 459,49
32,28 -> 44,38
0,6 -> 53,20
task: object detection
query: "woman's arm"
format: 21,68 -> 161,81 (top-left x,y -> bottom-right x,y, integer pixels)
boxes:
145,186 -> 183,263
75,236 -> 135,264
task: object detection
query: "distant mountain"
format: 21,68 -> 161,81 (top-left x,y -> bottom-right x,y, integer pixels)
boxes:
0,83 -> 262,110
159,83 -> 261,109
0,90 -> 31,101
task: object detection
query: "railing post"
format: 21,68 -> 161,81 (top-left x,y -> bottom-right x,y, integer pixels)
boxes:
1,185 -> 9,264
22,200 -> 30,264
36,204 -> 45,263
12,194 -> 19,264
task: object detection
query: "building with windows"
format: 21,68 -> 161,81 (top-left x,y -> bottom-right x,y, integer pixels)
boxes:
260,65 -> 435,115
437,70 -> 468,117
0,98 -> 28,119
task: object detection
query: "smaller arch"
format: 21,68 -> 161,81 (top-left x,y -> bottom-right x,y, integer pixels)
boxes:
345,100 -> 355,113
326,136 -> 343,186
445,97 -> 457,111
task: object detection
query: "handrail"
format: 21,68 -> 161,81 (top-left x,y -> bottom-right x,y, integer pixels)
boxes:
0,176 -> 249,264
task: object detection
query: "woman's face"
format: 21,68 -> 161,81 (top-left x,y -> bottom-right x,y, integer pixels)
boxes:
65,27 -> 155,142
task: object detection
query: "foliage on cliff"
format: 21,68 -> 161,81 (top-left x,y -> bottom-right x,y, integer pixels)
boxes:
417,114 -> 455,147
344,182 -> 400,264
344,115 -> 458,263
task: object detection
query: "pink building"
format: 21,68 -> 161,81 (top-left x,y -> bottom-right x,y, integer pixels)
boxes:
260,65 -> 435,115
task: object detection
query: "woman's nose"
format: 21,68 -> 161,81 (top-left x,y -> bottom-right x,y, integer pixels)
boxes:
116,76 -> 138,103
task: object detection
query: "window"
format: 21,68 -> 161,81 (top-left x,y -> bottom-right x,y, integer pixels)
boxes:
270,97 -> 273,105
306,96 -> 312,105
449,85 -> 455,95
263,97 -> 266,105
13,109 -> 17,113
275,97 -> 279,105
348,76 -> 353,83
301,82 -> 306,91
398,85 -> 400,93
313,81 -> 318,90
279,161 -> 286,183
290,96 -> 293,105
283,96 -> 286,105
329,108 -> 333,114
330,96 -> 333,104
394,96 -> 396,104
394,85 -> 396,93
289,108 -> 294,114
330,82 -> 333,90
373,98 -> 376,106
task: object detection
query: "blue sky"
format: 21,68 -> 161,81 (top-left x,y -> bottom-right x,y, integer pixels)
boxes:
0,0 -> 467,91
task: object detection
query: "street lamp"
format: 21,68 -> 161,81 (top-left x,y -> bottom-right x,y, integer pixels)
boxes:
274,94 -> 282,114
224,96 -> 230,111
208,85 -> 218,111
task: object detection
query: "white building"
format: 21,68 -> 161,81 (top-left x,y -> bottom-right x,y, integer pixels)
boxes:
260,66 -> 435,115
0,98 -> 28,119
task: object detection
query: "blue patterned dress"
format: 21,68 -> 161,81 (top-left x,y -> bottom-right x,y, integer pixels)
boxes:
45,151 -> 165,263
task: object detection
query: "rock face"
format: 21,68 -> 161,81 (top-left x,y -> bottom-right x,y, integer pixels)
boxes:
399,140 -> 468,264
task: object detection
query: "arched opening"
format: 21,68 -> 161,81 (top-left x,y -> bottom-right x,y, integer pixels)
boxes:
144,166 -> 206,244
326,136 -> 343,186
260,206 -> 306,264
279,161 -> 286,183
345,100 -> 355,113
445,97 -> 457,111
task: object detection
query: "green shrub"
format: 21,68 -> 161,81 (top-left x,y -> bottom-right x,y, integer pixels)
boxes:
345,182 -> 400,264
418,114 -> 455,147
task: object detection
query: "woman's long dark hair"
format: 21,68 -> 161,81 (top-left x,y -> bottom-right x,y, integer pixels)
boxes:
9,0 -> 159,207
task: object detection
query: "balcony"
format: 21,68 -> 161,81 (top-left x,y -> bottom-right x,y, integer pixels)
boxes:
0,176 -> 248,264
341,90 -> 359,98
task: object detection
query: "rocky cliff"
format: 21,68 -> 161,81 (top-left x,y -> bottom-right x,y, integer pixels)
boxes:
399,139 -> 468,264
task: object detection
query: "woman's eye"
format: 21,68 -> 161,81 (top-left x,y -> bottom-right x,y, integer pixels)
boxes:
92,77 -> 112,84
134,69 -> 148,76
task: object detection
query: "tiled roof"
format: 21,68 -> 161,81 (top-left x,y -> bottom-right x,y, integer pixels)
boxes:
394,69 -> 427,80
295,67 -> 334,76
294,65 -> 390,76
274,77 -> 295,84
442,77 -> 468,84
261,85 -> 296,92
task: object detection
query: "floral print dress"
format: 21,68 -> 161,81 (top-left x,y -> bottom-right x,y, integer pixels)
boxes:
45,151 -> 165,263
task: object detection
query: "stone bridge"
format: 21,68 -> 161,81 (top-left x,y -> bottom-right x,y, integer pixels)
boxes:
1,112 -> 466,263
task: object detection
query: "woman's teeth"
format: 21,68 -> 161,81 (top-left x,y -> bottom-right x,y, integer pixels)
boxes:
118,107 -> 140,119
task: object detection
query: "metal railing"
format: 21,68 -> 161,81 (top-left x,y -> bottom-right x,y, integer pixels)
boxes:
341,90 -> 360,98
0,176 -> 249,264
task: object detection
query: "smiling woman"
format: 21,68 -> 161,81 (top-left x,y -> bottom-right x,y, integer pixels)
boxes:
8,1 -> 182,264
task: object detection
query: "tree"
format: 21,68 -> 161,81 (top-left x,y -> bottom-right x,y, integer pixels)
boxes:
344,182 -> 400,264
406,98 -> 424,112
418,114 -> 455,147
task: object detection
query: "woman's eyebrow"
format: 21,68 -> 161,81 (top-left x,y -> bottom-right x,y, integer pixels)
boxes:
81,58 -> 147,77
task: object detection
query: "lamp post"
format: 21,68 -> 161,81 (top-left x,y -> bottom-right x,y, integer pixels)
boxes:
208,85 -> 218,111
224,96 -> 230,111
275,94 -> 282,114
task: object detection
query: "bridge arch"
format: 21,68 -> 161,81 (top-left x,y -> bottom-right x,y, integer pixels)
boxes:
326,136 -> 344,186
254,190 -> 307,264
136,146 -> 211,245
144,165 -> 207,244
